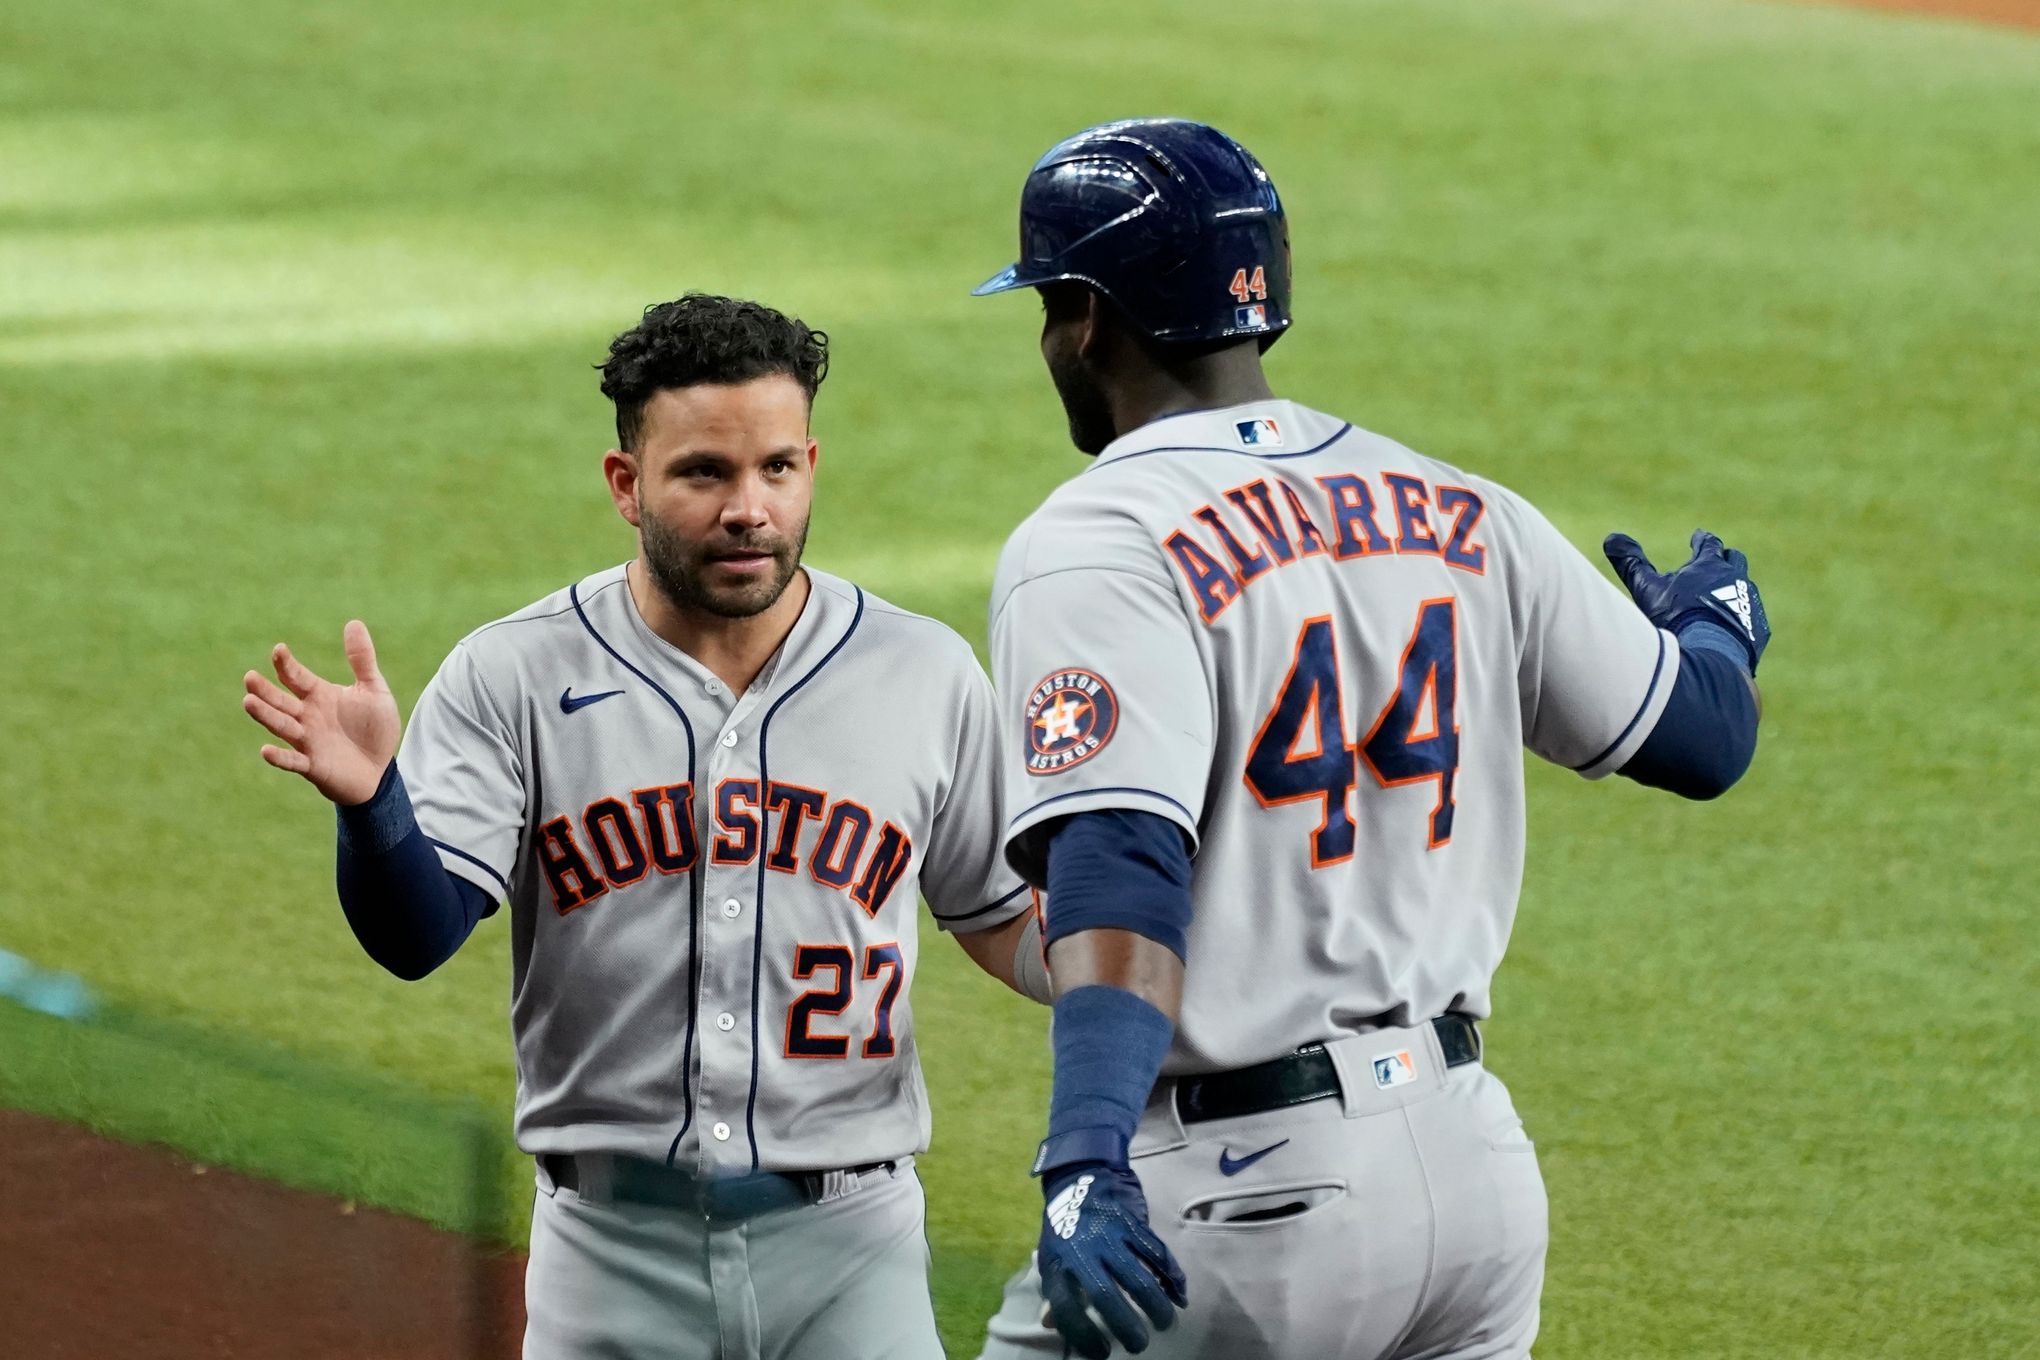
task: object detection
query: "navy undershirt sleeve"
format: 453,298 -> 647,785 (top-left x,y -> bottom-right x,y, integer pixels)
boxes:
335,764 -> 497,981
1041,808 -> 1195,960
1619,621 -> 1760,800
1034,810 -> 1188,1175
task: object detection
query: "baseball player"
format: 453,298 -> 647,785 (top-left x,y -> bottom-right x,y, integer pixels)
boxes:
967,120 -> 1771,1359
239,293 -> 1051,1360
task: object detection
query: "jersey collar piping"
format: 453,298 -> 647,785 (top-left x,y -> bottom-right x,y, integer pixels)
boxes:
1087,399 -> 1351,470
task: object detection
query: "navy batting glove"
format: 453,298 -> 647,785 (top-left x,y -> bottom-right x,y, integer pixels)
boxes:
1604,528 -> 1771,673
1036,1159 -> 1187,1358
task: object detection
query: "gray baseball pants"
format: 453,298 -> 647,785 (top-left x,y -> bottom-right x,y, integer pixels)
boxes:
524,1156 -> 944,1360
976,1021 -> 1548,1360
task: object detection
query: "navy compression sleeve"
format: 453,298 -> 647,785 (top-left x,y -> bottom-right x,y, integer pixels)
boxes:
1619,621 -> 1760,800
1034,810 -> 1188,1172
335,764 -> 496,980
1042,808 -> 1195,960
1039,984 -> 1175,1168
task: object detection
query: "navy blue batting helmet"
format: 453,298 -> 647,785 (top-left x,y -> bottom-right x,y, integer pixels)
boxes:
974,118 -> 1291,349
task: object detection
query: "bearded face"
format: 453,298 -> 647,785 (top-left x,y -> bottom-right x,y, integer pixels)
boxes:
637,482 -> 808,619
614,376 -> 817,620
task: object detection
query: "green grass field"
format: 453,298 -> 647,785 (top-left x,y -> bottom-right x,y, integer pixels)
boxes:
3,0 -> 2036,1354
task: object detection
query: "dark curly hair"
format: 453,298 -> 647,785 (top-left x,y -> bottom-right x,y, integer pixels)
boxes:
598,293 -> 830,451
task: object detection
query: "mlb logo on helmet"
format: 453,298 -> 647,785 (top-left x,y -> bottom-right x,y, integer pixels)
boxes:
1372,1049 -> 1418,1089
1235,304 -> 1268,329
1235,417 -> 1283,448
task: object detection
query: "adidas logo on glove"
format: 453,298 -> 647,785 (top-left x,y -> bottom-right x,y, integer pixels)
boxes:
1047,1175 -> 1095,1239
1711,580 -> 1755,637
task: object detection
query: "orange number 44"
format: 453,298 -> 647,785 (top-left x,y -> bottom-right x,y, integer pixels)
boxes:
1228,266 -> 1268,303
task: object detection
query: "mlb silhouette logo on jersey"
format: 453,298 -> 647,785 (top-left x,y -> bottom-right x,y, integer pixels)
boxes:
1373,1049 -> 1418,1089
1024,669 -> 1120,775
1235,417 -> 1284,448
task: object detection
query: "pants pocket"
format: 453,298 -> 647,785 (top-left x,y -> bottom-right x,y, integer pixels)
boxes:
1486,1115 -> 1537,1154
1180,1179 -> 1346,1229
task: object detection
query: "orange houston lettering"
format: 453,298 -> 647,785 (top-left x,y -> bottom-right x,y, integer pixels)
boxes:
764,782 -> 827,875
536,815 -> 608,914
583,796 -> 649,887
711,778 -> 761,864
632,782 -> 699,874
850,821 -> 914,918
537,777 -> 913,915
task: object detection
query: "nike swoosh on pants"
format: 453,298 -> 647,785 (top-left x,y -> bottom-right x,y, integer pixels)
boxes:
1218,1139 -> 1290,1176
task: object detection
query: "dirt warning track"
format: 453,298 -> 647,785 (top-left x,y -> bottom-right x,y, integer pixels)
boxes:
0,1108 -> 525,1359
1824,0 -> 2040,29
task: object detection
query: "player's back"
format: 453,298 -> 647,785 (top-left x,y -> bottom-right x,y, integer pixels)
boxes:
992,399 -> 1676,1074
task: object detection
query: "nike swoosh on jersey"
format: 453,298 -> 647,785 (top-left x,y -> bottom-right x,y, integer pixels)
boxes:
1218,1139 -> 1290,1176
559,687 -> 624,714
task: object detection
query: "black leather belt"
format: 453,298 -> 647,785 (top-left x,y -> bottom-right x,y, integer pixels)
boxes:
1175,1014 -> 1482,1125
540,1152 -> 896,1220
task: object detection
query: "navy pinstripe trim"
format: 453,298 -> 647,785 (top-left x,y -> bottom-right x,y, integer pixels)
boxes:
427,838 -> 510,896
745,586 -> 866,1170
570,582 -> 701,768
1091,423 -> 1353,470
566,582 -> 705,1161
1010,786 -> 1198,830
463,598 -> 582,641
931,880 -> 1031,924
1574,629 -> 1671,774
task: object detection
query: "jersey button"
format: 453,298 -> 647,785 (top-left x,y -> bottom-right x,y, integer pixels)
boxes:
719,730 -> 738,748
716,1012 -> 736,1032
722,898 -> 742,919
704,680 -> 724,696
711,1121 -> 731,1141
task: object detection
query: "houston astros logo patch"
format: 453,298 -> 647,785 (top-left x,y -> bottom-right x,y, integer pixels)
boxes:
1024,669 -> 1119,775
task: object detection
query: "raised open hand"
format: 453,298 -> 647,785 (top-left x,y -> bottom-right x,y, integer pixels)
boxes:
241,620 -> 401,806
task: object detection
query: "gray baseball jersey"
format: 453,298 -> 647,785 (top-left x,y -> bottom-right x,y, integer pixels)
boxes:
397,563 -> 1032,1172
990,400 -> 1678,1074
